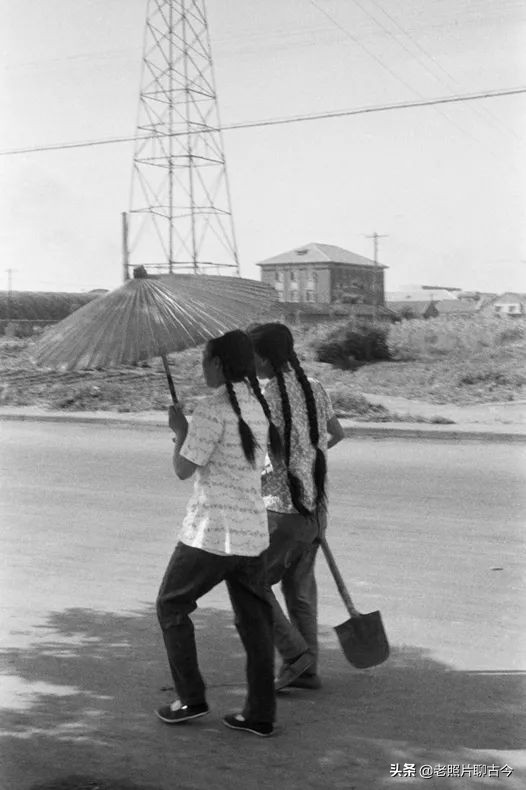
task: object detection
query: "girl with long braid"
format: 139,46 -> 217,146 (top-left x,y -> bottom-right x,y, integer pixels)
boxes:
248,322 -> 344,691
156,329 -> 281,737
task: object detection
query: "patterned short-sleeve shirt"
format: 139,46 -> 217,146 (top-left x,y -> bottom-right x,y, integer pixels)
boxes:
178,381 -> 270,556
262,373 -> 334,514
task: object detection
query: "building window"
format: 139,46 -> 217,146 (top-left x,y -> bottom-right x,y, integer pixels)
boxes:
275,270 -> 283,282
306,290 -> 316,303
290,291 -> 299,302
289,271 -> 296,282
307,267 -> 317,285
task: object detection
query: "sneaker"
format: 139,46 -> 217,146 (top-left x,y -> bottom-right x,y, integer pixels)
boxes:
223,713 -> 274,737
274,652 -> 313,691
156,699 -> 209,724
285,672 -> 322,690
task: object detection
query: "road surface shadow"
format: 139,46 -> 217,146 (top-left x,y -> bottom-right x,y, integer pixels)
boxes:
0,605 -> 524,790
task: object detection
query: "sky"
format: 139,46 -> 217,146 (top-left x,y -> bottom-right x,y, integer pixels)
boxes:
1,0 -> 525,295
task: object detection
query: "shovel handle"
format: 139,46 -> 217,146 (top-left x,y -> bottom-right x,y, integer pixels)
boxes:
320,536 -> 360,618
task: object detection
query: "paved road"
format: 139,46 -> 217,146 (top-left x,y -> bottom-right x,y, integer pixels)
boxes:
1,420 -> 524,671
1,421 -> 526,790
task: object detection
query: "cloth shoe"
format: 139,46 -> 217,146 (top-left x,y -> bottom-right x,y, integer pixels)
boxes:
156,699 -> 209,724
274,652 -> 313,691
223,713 -> 274,737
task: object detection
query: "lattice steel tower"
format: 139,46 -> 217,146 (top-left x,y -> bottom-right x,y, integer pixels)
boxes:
125,0 -> 239,277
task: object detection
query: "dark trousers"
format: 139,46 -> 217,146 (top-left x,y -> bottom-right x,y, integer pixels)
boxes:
265,509 -> 326,673
156,541 -> 275,724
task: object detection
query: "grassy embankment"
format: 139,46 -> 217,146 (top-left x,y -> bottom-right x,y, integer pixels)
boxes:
0,316 -> 524,421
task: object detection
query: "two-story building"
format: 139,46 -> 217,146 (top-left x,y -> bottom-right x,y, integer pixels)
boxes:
257,242 -> 387,307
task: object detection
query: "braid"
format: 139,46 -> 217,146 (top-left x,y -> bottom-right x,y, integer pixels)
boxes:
289,351 -> 327,507
290,351 -> 319,447
274,365 -> 311,516
275,369 -> 291,465
248,322 -> 318,515
224,376 -> 258,466
247,372 -> 283,459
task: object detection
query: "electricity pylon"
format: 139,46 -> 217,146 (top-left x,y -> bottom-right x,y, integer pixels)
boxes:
125,0 -> 239,278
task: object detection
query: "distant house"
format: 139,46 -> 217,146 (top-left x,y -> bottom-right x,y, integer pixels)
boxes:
386,286 -> 460,303
387,299 -> 485,320
482,292 -> 526,317
257,242 -> 387,308
387,286 -> 498,320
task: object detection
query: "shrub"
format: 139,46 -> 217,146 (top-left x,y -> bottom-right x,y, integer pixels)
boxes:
388,315 -> 526,361
313,323 -> 390,369
497,324 -> 524,344
457,367 -> 526,388
327,386 -> 377,415
313,340 -> 357,370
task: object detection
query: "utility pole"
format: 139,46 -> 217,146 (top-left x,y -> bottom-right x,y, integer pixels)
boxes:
6,268 -> 14,322
122,212 -> 130,282
365,232 -> 388,321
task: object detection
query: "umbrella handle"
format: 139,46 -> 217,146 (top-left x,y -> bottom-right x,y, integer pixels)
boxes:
320,536 -> 361,618
161,355 -> 178,405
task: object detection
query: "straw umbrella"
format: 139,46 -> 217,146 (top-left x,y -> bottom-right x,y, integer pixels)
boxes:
33,267 -> 278,403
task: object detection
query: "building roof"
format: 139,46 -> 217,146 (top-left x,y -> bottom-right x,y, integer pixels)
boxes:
492,292 -> 526,304
257,242 -> 387,269
386,289 -> 458,302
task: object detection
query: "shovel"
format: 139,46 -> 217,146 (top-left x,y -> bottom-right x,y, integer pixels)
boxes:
320,536 -> 389,669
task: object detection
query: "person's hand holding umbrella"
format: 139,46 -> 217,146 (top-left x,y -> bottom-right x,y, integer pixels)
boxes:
167,402 -> 200,481
168,403 -> 188,437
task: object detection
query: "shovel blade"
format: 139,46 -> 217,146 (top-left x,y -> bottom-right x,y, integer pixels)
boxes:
335,610 -> 389,669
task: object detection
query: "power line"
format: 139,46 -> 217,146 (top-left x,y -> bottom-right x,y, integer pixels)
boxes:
308,0 -> 516,150
307,0 -> 420,98
0,86 -> 524,158
361,0 -> 521,141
